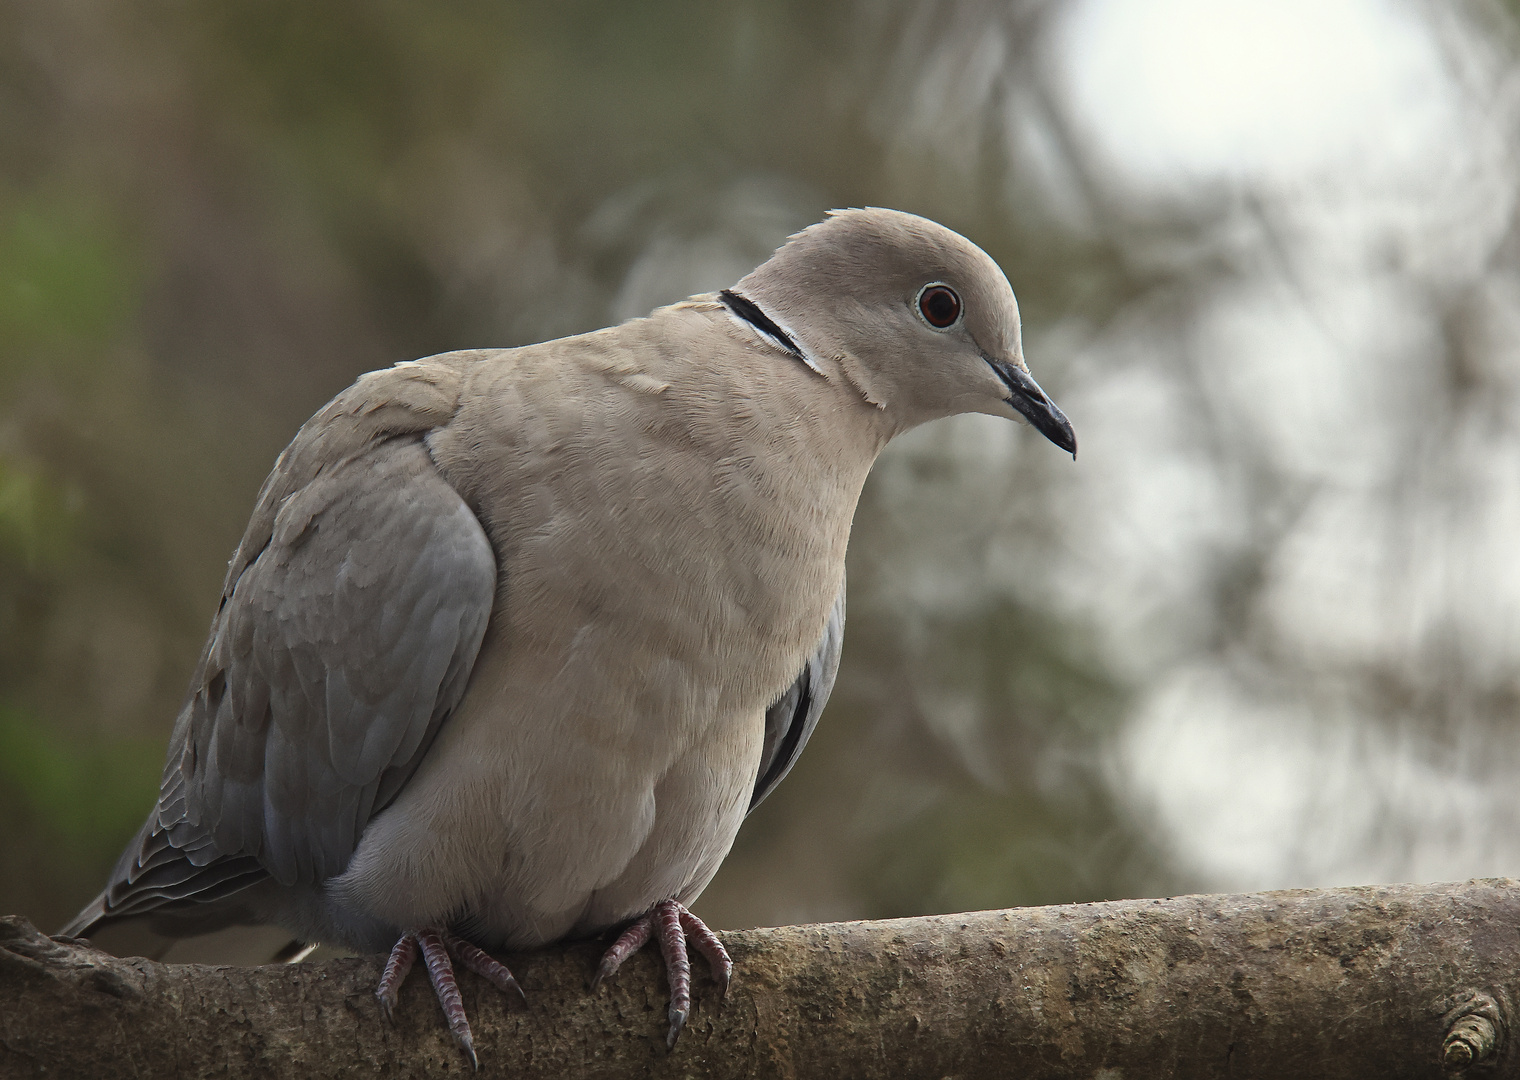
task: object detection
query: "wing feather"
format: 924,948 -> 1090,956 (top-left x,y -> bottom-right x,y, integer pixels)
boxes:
204,436 -> 495,885
62,355 -> 498,936
749,576 -> 845,812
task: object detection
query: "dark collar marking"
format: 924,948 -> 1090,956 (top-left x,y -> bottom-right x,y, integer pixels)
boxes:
719,289 -> 805,361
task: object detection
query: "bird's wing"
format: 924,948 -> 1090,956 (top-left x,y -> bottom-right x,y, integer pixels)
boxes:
69,354 -> 496,930
749,575 -> 845,812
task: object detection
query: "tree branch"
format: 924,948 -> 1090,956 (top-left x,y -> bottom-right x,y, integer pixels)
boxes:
4,880 -> 1517,1078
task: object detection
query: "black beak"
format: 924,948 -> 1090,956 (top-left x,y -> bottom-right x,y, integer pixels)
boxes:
986,357 -> 1077,457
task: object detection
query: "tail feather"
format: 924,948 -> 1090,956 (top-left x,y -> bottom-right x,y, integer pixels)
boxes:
60,813 -> 269,953
57,891 -> 109,940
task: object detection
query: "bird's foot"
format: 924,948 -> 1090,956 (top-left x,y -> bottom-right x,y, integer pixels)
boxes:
591,898 -> 732,1047
376,928 -> 526,1069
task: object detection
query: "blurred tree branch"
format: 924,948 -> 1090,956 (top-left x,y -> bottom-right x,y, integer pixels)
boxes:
3,880 -> 1515,1079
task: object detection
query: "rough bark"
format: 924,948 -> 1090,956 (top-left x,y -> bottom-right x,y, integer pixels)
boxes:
3,879 -> 1518,1079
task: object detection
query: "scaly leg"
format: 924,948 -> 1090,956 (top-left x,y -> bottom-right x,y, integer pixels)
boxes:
592,898 -> 733,1047
678,906 -> 733,997
375,928 -> 525,1069
376,933 -> 419,1023
446,931 -> 527,1006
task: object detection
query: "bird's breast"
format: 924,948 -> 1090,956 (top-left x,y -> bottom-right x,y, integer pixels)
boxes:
435,336 -> 871,720
333,336 -> 879,944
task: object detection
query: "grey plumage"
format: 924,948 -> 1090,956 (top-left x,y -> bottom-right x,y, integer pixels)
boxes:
69,359 -> 497,941
62,207 -> 1074,1057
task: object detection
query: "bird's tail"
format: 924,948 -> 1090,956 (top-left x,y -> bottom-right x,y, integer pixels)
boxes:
57,890 -> 110,941
61,883 -> 308,964
58,894 -> 184,962
58,814 -> 275,962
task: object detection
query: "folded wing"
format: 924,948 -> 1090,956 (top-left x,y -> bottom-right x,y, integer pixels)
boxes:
65,359 -> 496,933
750,576 -> 845,812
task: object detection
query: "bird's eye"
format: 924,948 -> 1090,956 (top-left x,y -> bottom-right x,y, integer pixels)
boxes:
917,284 -> 961,329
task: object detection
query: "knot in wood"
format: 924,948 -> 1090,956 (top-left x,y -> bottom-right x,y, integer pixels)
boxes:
1442,990 -> 1506,1070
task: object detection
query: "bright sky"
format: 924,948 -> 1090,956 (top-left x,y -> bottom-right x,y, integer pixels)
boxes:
1056,0 -> 1452,185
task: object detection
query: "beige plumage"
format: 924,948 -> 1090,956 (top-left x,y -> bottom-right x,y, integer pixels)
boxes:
64,207 -> 1074,1063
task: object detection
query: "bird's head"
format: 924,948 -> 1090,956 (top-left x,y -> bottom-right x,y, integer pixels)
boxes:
730,207 -> 1076,455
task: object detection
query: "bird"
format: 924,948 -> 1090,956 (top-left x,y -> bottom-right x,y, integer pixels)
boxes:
61,207 -> 1076,1065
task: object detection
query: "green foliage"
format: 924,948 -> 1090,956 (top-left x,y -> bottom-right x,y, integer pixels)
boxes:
0,705 -> 160,859
0,456 -> 75,571
0,194 -> 140,372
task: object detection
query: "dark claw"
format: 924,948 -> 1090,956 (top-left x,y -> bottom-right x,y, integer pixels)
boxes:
667,1004 -> 689,1048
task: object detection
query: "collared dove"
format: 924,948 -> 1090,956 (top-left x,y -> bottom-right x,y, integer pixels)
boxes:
63,207 -> 1075,1064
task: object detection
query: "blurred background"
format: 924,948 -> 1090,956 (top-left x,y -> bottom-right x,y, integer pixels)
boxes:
5,0 -> 1520,946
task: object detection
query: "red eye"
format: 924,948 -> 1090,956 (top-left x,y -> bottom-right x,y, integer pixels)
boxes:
918,284 -> 961,328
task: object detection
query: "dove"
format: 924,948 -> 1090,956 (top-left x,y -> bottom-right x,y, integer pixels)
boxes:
63,207 -> 1076,1065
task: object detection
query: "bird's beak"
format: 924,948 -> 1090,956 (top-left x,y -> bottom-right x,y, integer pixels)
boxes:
985,357 -> 1077,457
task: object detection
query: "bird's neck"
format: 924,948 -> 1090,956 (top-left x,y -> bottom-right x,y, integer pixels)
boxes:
657,297 -> 897,479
